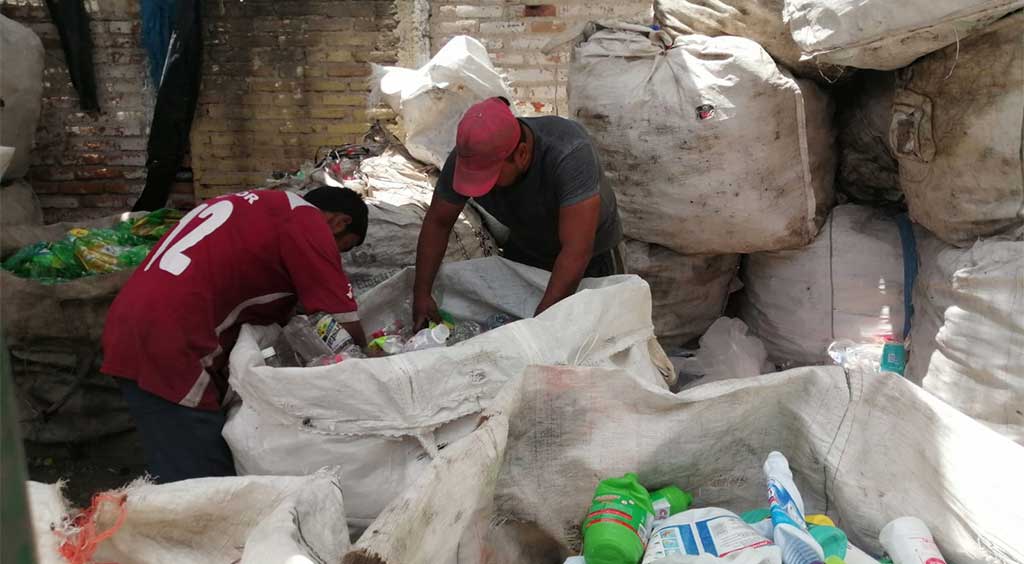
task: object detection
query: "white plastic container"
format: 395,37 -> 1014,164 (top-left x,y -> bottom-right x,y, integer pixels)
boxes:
764,452 -> 826,564
879,517 -> 948,564
642,507 -> 779,563
845,543 -> 881,564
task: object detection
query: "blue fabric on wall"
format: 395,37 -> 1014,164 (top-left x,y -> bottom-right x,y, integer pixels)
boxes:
141,0 -> 176,87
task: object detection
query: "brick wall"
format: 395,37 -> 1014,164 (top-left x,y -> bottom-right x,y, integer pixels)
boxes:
1,0 -> 170,223
191,0 -> 400,199
6,0 -> 652,219
430,0 -> 653,116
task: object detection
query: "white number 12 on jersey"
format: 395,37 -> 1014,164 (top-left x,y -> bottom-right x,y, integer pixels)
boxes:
145,200 -> 234,276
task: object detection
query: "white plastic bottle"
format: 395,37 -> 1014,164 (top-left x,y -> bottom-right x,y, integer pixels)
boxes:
879,517 -> 947,564
764,452 -> 826,564
402,324 -> 451,352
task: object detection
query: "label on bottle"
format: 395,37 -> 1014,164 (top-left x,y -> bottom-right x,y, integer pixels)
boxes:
315,314 -> 353,353
643,514 -> 772,563
584,494 -> 653,545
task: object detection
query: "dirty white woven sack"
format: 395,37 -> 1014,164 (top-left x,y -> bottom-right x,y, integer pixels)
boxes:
569,24 -> 834,254
890,13 -> 1024,246
0,15 -> 44,181
909,234 -> 1024,444
783,0 -> 1024,70
654,0 -> 832,79
376,36 -> 511,169
1,179 -> 44,226
28,472 -> 349,564
625,239 -> 739,346
740,205 -> 910,365
224,258 -> 673,528
348,364 -> 1024,564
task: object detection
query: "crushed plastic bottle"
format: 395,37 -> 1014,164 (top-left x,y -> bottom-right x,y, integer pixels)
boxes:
281,316 -> 334,366
447,320 -> 483,346
402,324 -> 451,353
483,312 -> 519,331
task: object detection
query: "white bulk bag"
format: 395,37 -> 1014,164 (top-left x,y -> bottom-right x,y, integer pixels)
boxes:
224,258 -> 673,528
909,234 -> 1024,444
0,15 -> 44,181
625,239 -> 739,346
783,0 -> 1024,70
890,13 -> 1024,246
654,0 -> 831,79
348,365 -> 1024,564
376,36 -> 511,169
343,149 -> 496,293
29,472 -> 349,564
740,205 -> 910,365
569,24 -> 835,255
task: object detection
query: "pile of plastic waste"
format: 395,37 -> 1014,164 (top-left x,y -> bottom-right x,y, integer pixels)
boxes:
1,209 -> 183,283
568,451 -> 945,564
264,310 -> 520,368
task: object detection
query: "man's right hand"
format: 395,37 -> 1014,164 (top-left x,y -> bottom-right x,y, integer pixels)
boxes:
413,293 -> 442,331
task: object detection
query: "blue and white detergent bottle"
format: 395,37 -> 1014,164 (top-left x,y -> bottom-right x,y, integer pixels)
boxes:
764,452 -> 825,564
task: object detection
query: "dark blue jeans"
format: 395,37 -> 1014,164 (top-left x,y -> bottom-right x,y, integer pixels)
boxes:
117,378 -> 236,483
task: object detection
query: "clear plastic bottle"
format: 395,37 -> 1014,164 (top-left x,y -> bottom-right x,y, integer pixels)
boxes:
402,324 -> 451,353
764,452 -> 825,564
282,316 -> 333,365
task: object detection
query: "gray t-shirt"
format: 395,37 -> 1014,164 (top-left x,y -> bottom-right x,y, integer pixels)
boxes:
435,116 -> 622,266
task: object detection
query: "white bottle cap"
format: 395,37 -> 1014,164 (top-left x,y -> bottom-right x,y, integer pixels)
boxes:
261,346 -> 276,359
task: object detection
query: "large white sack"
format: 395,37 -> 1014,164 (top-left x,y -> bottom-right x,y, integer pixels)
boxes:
343,149 -> 497,293
891,13 -> 1024,246
348,365 -> 1024,564
0,15 -> 44,181
376,36 -> 511,169
909,234 -> 1024,444
740,205 -> 910,365
783,0 -> 1024,70
569,24 -> 835,255
1,178 -> 44,226
835,71 -> 901,204
224,258 -> 673,528
654,0 -> 836,79
29,472 -> 350,564
625,239 -> 739,346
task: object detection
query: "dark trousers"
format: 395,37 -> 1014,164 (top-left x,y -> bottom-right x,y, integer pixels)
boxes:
117,378 -> 236,483
502,240 -> 626,278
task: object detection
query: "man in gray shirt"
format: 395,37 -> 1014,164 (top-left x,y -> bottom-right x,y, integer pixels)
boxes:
414,97 -> 623,328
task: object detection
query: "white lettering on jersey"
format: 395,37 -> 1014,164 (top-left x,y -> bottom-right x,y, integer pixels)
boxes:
145,200 -> 234,276
237,190 -> 259,205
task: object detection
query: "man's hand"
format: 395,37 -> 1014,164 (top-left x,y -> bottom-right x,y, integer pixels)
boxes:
413,195 -> 464,329
534,196 -> 601,316
413,293 -> 442,331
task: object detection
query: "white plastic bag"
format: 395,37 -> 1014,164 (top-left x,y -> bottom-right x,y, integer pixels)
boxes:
692,317 -> 770,385
783,0 -> 1024,70
348,365 -> 1024,564
890,13 -> 1024,246
28,472 -> 349,564
909,234 -> 1024,444
224,258 -> 673,527
376,36 -> 511,169
569,24 -> 834,254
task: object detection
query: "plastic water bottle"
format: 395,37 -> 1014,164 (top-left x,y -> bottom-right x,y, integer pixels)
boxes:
764,452 -> 825,564
402,324 -> 451,353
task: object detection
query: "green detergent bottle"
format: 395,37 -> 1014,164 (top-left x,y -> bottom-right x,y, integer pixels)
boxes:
583,473 -> 654,564
650,486 -> 693,525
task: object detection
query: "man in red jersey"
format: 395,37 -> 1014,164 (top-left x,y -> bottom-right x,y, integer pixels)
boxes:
102,186 -> 368,482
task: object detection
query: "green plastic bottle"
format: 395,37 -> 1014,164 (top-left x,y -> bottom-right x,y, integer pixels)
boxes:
650,486 -> 693,524
583,473 -> 654,564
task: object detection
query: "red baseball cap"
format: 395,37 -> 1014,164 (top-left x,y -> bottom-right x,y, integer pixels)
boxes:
453,97 -> 521,198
